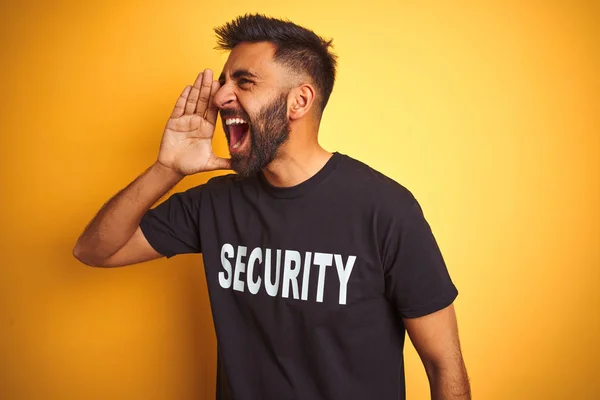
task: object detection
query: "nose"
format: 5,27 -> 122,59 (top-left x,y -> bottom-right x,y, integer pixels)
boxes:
213,82 -> 237,109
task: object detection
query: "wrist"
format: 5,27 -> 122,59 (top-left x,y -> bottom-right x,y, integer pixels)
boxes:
151,161 -> 185,183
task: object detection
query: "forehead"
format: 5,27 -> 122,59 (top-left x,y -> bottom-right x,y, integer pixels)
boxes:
220,41 -> 281,80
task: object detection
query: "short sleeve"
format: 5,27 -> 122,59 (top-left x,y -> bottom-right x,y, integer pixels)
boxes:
382,198 -> 458,318
139,185 -> 204,258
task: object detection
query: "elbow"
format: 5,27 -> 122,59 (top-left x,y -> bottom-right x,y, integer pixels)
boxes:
423,356 -> 462,376
72,243 -> 107,268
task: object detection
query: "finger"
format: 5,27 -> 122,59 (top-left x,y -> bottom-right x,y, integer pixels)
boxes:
196,69 -> 213,116
184,72 -> 203,115
208,155 -> 231,171
205,80 -> 221,125
171,86 -> 192,118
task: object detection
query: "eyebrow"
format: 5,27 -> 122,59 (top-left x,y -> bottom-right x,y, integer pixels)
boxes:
218,69 -> 260,85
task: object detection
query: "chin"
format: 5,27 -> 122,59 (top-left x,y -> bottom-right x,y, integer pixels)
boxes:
230,156 -> 253,178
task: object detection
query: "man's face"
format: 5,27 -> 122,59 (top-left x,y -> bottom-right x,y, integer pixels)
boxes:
214,42 -> 292,177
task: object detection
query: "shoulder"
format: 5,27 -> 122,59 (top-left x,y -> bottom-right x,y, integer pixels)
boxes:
205,173 -> 240,188
202,172 -> 260,199
172,174 -> 241,199
336,153 -> 418,214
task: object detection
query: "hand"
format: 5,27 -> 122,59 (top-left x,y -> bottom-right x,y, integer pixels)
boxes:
156,69 -> 230,176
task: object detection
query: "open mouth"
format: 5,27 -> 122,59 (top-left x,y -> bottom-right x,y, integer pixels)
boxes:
225,117 -> 250,152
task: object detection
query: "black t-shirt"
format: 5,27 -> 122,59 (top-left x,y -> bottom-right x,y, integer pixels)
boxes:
140,152 -> 458,400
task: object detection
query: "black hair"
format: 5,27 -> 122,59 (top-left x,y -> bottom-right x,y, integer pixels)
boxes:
214,14 -> 338,117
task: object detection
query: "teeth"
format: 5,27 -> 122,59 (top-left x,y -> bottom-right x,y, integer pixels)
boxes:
233,141 -> 241,149
225,118 -> 247,126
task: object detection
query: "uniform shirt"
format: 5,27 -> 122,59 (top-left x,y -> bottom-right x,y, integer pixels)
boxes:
140,152 -> 458,400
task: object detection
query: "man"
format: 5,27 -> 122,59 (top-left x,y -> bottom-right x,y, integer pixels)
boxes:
73,14 -> 470,400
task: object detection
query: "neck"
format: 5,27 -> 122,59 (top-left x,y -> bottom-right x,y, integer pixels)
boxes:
262,125 -> 332,188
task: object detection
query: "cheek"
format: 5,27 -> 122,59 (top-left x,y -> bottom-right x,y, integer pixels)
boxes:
239,101 -> 260,121
239,89 -> 271,113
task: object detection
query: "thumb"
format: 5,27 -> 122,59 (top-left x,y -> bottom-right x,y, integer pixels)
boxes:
207,155 -> 231,171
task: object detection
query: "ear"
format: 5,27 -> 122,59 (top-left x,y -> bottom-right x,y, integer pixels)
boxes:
288,84 -> 316,121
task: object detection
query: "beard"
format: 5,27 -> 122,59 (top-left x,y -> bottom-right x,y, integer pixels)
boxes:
225,92 -> 291,178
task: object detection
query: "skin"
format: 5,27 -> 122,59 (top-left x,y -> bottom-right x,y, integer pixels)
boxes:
214,42 -> 332,186
72,41 -> 470,399
405,304 -> 471,399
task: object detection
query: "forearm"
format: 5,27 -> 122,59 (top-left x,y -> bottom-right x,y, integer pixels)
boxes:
73,162 -> 183,264
427,360 -> 471,400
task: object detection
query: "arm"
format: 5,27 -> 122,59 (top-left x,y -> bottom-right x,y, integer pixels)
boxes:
72,162 -> 183,267
73,69 -> 228,267
404,304 -> 471,400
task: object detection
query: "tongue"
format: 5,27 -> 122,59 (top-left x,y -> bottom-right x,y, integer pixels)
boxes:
230,123 -> 249,149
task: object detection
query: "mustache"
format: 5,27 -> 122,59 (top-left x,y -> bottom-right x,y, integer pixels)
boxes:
220,108 -> 251,122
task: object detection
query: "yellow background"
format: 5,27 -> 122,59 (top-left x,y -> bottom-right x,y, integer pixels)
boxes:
1,0 -> 598,399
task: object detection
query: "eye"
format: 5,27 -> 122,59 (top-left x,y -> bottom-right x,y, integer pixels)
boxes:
238,78 -> 253,87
